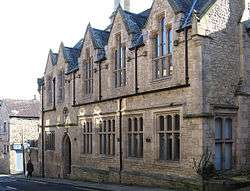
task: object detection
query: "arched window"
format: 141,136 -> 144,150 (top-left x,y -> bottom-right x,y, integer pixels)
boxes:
114,34 -> 126,88
84,48 -> 93,95
128,116 -> 143,158
99,118 -> 116,156
159,116 -> 164,131
158,113 -> 180,161
82,121 -> 93,154
153,17 -> 173,79
167,115 -> 172,131
174,114 -> 180,131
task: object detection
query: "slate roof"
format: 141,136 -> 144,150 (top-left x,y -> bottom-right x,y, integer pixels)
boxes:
3,99 -> 40,118
50,50 -> 58,66
37,77 -> 44,92
63,47 -> 81,74
91,28 -> 110,49
244,20 -> 250,32
88,27 -> 110,62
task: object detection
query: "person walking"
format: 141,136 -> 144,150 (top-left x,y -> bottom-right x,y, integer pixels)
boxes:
26,160 -> 34,179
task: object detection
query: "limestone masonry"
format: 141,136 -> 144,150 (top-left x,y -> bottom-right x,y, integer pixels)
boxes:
37,0 -> 250,189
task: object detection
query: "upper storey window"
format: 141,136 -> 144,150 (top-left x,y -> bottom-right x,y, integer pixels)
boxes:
153,17 -> 173,79
47,77 -> 53,106
57,71 -> 65,103
114,34 -> 126,88
84,49 -> 93,95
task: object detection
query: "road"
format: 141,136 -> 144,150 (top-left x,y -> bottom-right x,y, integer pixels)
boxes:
0,175 -> 98,191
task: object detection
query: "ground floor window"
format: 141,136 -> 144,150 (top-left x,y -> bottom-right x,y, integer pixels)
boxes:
99,119 -> 116,156
157,114 -> 180,161
215,117 -> 233,171
82,121 -> 93,154
128,117 -> 143,158
45,131 -> 55,150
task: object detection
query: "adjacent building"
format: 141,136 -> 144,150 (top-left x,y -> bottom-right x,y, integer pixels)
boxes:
0,99 -> 40,174
37,0 -> 250,189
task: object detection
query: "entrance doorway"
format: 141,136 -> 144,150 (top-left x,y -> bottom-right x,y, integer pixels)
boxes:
62,134 -> 71,176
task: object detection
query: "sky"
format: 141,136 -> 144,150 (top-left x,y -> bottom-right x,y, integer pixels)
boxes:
0,0 -> 153,100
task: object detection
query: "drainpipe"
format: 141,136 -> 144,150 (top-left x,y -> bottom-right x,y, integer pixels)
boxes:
72,72 -> 76,106
98,62 -> 102,101
184,27 -> 189,85
41,85 -> 45,178
53,78 -> 56,109
134,47 -> 138,94
118,98 -> 123,183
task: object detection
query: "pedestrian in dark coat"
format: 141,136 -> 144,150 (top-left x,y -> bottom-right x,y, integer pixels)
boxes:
26,160 -> 34,178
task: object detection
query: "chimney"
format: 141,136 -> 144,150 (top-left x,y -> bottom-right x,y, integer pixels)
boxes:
124,0 -> 130,11
114,0 -> 120,11
114,0 -> 130,11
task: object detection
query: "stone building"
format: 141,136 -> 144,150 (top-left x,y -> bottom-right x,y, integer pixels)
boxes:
0,99 -> 40,174
37,0 -> 250,189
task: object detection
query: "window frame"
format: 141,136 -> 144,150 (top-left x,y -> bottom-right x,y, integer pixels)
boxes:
45,131 -> 55,151
127,116 -> 144,159
152,16 -> 173,80
81,120 -> 93,155
156,113 -> 181,162
83,48 -> 94,95
114,34 -> 126,88
98,118 -> 116,157
215,117 -> 233,171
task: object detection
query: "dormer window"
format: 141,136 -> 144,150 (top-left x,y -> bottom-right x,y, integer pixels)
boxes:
84,49 -> 93,95
153,17 -> 173,79
114,34 -> 126,88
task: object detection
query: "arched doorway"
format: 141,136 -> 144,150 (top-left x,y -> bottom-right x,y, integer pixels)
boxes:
62,134 -> 71,177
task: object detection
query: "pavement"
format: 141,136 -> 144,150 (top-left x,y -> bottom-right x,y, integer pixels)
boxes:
0,174 -> 170,191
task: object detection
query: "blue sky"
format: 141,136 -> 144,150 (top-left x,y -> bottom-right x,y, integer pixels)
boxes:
0,0 -> 153,100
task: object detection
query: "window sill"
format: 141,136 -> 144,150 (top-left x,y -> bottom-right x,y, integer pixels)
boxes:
45,149 -> 55,152
151,75 -> 173,84
98,155 -> 116,159
126,157 -> 144,162
155,159 -> 181,166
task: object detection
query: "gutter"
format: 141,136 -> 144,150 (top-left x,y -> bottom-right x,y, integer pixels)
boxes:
73,84 -> 190,107
41,85 -> 45,178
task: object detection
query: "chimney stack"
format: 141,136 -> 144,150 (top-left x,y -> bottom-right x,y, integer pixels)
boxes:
114,0 -> 130,11
124,0 -> 130,11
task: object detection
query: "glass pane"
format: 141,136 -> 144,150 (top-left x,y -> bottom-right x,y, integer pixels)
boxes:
83,135 -> 86,153
167,134 -> 172,160
134,118 -> 138,131
174,133 -> 180,161
100,135 -> 103,154
225,143 -> 232,170
112,120 -> 115,132
159,116 -> 164,131
215,118 -> 222,140
215,143 -> 222,171
128,134 -> 132,157
167,115 -> 172,131
162,57 -> 167,77
103,135 -> 107,155
139,133 -> 143,158
162,17 -> 167,56
139,117 -> 143,131
134,134 -> 138,157
168,27 -> 173,54
174,114 -> 180,131
159,133 -> 165,160
108,120 -> 111,132
112,134 -> 115,156
128,118 -> 132,132
224,118 -> 232,140
108,134 -> 111,155
103,120 -> 106,132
